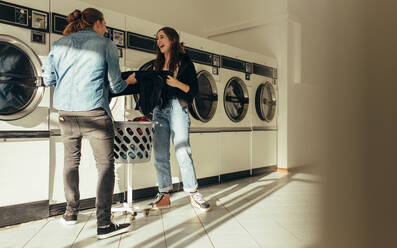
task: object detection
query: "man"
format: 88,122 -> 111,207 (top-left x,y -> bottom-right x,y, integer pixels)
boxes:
42,8 -> 136,240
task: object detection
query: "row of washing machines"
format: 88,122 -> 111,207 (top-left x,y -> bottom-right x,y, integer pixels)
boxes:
0,0 -> 278,211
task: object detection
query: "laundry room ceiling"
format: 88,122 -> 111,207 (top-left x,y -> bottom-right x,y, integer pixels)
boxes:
78,0 -> 286,39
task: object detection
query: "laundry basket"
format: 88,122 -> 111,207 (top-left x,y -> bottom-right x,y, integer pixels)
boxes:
113,121 -> 153,164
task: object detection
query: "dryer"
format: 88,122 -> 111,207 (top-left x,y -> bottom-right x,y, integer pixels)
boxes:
251,62 -> 278,171
0,0 -> 50,221
48,0 -> 127,207
218,56 -> 252,177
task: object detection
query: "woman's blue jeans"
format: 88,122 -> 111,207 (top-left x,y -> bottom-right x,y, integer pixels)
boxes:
153,98 -> 198,193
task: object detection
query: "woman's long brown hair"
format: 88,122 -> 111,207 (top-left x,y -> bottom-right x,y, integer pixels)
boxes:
63,8 -> 104,36
154,27 -> 185,74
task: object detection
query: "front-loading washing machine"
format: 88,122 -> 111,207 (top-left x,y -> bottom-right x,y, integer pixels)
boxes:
0,0 -> 51,226
218,55 -> 252,178
250,62 -> 278,172
48,0 -> 127,210
183,46 -> 222,183
121,16 -> 165,197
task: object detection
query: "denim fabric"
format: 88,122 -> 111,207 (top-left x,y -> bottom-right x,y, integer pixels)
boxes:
42,28 -> 127,118
153,98 -> 198,193
58,109 -> 115,226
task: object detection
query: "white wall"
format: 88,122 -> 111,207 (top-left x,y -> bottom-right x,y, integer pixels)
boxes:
209,2 -> 329,171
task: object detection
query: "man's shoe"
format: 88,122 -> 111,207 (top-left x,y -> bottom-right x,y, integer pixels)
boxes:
150,192 -> 170,209
190,191 -> 211,211
97,222 -> 131,240
60,213 -> 78,225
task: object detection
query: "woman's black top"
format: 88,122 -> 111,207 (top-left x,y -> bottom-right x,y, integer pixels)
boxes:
163,53 -> 198,104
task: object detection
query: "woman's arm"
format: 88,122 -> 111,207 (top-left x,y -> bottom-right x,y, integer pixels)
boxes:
166,76 -> 190,93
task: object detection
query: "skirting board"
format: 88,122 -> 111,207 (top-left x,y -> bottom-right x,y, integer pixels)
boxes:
252,165 -> 277,176
220,170 -> 251,182
49,193 -> 124,217
0,200 -> 49,228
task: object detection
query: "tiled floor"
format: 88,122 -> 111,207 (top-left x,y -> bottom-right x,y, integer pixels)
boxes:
0,169 -> 322,248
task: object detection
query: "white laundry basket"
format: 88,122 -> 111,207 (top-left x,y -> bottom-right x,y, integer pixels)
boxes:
113,121 -> 153,164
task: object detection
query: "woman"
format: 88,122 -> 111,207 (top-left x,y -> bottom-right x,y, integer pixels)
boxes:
42,8 -> 136,239
150,27 -> 211,211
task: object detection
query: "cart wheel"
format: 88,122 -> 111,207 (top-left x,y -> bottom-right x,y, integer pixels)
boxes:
144,209 -> 150,216
133,211 -> 138,217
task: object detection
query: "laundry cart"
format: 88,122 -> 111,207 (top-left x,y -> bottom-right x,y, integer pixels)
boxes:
111,121 -> 156,219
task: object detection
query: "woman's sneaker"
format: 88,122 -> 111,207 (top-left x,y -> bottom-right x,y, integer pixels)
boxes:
60,213 -> 77,225
97,222 -> 131,240
150,192 -> 171,209
190,191 -> 211,211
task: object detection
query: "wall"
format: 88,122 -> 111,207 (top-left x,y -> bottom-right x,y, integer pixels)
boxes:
208,0 -> 385,247
317,0 -> 368,247
209,1 -> 329,171
363,1 -> 397,247
322,0 -> 397,247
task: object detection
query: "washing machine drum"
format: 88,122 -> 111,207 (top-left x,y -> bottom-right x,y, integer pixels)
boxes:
255,82 -> 276,122
224,77 -> 249,122
189,70 -> 217,122
0,36 -> 43,120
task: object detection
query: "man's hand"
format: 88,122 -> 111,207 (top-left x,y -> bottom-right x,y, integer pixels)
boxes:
125,72 -> 137,85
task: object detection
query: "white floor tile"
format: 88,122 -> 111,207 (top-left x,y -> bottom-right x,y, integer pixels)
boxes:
1,171 -> 323,248
0,219 -> 48,248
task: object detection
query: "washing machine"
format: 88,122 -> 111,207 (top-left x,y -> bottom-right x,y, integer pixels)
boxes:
218,55 -> 252,177
176,46 -> 222,182
251,62 -> 278,171
48,0 -> 127,208
0,0 -> 51,224
122,16 -> 166,196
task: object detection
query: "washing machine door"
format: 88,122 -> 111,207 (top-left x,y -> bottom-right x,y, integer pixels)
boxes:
0,35 -> 44,121
255,81 -> 276,122
223,77 -> 249,122
189,70 -> 217,122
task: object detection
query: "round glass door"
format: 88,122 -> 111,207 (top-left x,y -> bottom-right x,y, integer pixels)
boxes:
189,70 -> 217,122
0,35 -> 44,121
223,77 -> 249,122
255,81 -> 276,122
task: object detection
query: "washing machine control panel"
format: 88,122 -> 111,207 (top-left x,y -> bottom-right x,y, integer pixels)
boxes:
0,1 -> 49,32
31,30 -> 45,44
32,11 -> 47,30
0,2 -> 28,26
15,7 -> 28,26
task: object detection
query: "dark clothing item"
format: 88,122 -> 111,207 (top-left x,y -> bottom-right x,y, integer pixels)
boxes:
110,53 -> 198,116
110,70 -> 170,97
110,70 -> 172,117
155,53 -> 198,104
58,108 -> 115,227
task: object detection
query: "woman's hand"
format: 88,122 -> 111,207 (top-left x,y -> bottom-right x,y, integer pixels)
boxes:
125,72 -> 137,85
166,75 -> 190,93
